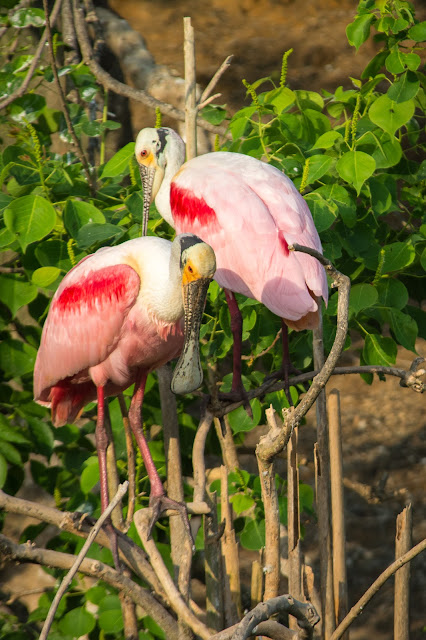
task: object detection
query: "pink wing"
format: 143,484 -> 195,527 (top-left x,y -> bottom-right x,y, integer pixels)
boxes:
34,260 -> 140,402
171,152 -> 328,322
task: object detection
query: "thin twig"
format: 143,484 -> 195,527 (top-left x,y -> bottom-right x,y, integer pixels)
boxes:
42,0 -> 95,193
39,481 -> 128,640
0,0 -> 63,111
0,532 -> 178,637
241,328 -> 282,361
330,538 -> 426,640
394,504 -> 412,640
199,55 -> 233,105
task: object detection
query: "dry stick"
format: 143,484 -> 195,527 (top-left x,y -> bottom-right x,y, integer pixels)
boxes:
330,538 -> 426,640
257,407 -> 281,601
71,0 -> 228,137
328,390 -> 349,636
0,533 -> 178,638
251,551 -> 264,608
184,17 -> 197,161
104,405 -> 124,531
39,481 -> 128,640
157,364 -> 193,631
214,415 -> 240,471
198,55 -> 233,108
394,504 -> 412,640
287,422 -> 302,630
313,314 -> 335,639
191,409 -> 214,542
118,393 -> 136,530
134,509 -> 212,640
0,0 -> 63,110
0,489 -> 164,597
204,491 -> 224,631
213,358 -> 425,418
214,595 -> 320,640
221,465 -> 242,625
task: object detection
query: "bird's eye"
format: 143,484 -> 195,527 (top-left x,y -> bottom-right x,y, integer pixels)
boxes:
140,150 -> 148,158
188,266 -> 193,273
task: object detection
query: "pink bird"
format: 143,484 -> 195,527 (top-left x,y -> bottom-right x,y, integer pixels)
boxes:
34,234 -> 216,538
135,127 -> 328,399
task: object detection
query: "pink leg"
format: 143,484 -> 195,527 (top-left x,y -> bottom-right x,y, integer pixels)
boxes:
128,370 -> 193,541
95,385 -> 120,568
224,289 -> 243,393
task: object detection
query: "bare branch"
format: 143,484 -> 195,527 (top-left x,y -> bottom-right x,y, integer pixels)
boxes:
133,509 -> 212,640
39,481 -> 128,640
0,532 -> 178,638
184,16 -> 197,161
0,0 -> 63,111
71,0 -> 228,137
210,595 -> 319,640
394,505 -> 412,640
0,489 -> 164,597
330,537 -> 426,640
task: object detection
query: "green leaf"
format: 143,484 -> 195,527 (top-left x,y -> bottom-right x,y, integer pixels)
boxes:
312,131 -> 342,149
294,90 -> 324,111
32,266 -> 61,288
0,339 -> 37,377
336,150 -> 375,195
421,247 -> 426,272
9,94 -> 46,123
264,86 -> 296,113
98,609 -> 124,634
363,334 -> 397,366
63,199 -> 105,239
27,418 -> 54,457
101,142 -> 135,178
229,107 -> 257,139
80,459 -> 99,493
315,184 -> 357,228
4,195 -> 56,252
230,494 -> 255,514
382,242 -> 415,273
200,104 -> 227,124
349,283 -> 378,316
387,71 -> 420,103
376,279 -> 408,310
240,518 -> 265,550
0,227 -> 16,248
75,222 -> 125,249
304,193 -> 337,232
35,239 -> 80,271
346,14 -> 375,51
0,416 -> 31,444
305,155 -> 334,185
369,95 -> 415,136
385,50 -> 406,75
387,308 -> 417,351
10,8 -> 45,28
59,608 -> 96,637
1,441 -> 22,465
369,178 -> 392,214
0,452 -> 7,488
227,398 -> 261,433
370,131 -> 402,169
407,21 -> 426,41
0,273 -> 38,316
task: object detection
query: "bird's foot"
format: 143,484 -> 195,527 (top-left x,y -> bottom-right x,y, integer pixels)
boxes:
218,384 -> 253,418
147,494 -> 194,548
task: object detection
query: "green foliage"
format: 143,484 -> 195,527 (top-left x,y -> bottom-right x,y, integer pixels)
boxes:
0,0 -> 424,636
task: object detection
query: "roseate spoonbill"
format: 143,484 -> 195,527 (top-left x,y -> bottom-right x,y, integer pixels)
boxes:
34,234 -> 216,537
135,127 -> 328,399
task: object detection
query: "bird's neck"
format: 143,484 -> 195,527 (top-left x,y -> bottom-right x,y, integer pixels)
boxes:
155,139 -> 186,228
147,244 -> 183,325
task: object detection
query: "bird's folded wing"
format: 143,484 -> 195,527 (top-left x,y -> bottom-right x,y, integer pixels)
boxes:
34,264 -> 140,398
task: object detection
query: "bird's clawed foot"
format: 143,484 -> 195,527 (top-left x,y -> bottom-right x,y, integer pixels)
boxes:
147,494 -> 194,548
218,383 -> 253,418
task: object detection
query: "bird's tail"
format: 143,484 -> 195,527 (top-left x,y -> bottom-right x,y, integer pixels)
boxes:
36,381 -> 97,427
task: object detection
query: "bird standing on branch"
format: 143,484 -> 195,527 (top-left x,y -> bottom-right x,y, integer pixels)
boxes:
34,234 -> 216,539
135,127 -> 328,402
